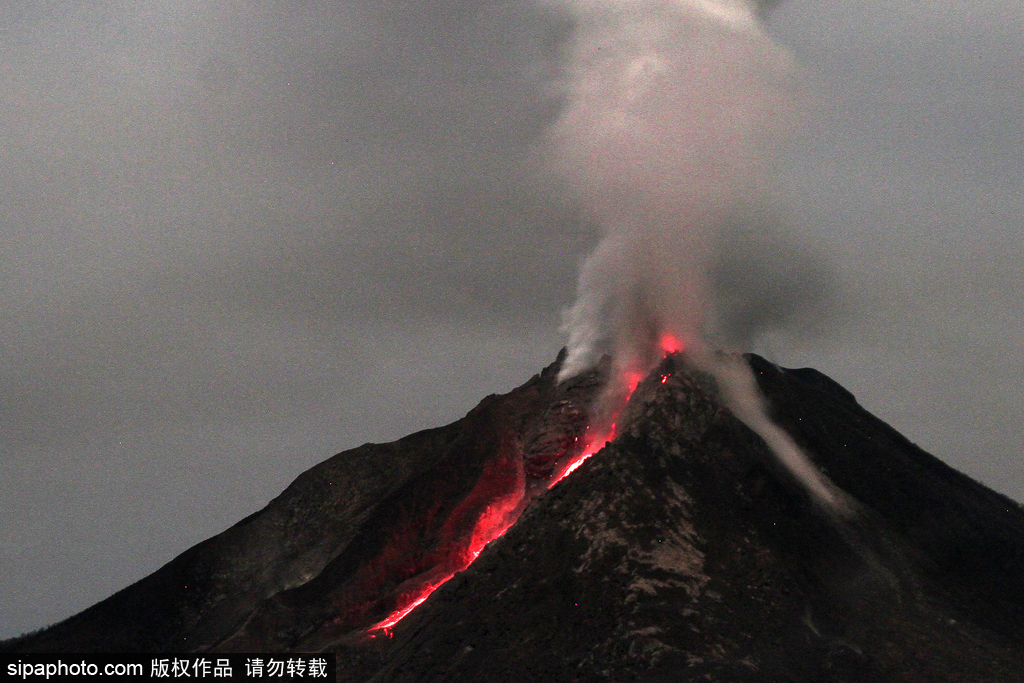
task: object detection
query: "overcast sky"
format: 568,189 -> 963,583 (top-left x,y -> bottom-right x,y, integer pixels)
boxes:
2,0 -> 1022,640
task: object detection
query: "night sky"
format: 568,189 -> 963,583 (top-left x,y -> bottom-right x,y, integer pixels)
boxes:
2,0 -> 1022,639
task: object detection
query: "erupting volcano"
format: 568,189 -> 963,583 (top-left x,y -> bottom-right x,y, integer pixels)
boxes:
370,336 -> 688,636
550,334 -> 685,489
6,350 -> 1024,682
4,2 -> 1023,681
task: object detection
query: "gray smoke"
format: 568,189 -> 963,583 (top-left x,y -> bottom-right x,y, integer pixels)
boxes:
546,0 -> 840,506
547,0 -> 831,380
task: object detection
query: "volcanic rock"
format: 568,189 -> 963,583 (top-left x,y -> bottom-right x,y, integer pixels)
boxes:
4,351 -> 1024,682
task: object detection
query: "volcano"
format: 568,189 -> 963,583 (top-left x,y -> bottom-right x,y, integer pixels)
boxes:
4,351 -> 1024,682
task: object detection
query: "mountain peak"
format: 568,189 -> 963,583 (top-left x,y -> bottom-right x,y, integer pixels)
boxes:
5,352 -> 1024,681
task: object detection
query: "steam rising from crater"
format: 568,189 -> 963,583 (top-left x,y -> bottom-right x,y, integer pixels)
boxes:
550,0 -> 803,378
548,0 -> 840,506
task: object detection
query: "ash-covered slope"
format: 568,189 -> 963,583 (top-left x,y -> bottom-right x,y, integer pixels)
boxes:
371,355 -> 1024,682
0,352 -> 604,654
5,352 -> 1024,682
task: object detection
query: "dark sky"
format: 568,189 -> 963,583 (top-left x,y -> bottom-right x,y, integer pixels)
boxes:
2,0 -> 1022,639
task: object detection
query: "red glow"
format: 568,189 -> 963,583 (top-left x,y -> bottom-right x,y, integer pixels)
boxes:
369,475 -> 521,637
372,498 -> 519,636
549,425 -> 610,487
623,371 -> 644,401
548,400 -> 624,489
372,580 -> 445,634
368,364 -> 651,636
556,451 -> 591,482
466,498 -> 519,563
660,333 -> 684,355
625,371 -> 643,393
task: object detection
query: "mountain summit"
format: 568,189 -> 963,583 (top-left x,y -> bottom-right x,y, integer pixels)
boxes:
5,352 -> 1024,681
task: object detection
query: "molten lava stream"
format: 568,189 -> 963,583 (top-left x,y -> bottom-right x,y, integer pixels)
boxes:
369,494 -> 519,638
370,579 -> 448,634
368,345 -> 684,637
547,422 -> 616,489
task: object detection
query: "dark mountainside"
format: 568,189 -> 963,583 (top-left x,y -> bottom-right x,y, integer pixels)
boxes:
4,351 -> 1024,682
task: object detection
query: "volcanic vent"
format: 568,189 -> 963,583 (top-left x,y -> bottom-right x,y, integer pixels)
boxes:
4,351 -> 1024,682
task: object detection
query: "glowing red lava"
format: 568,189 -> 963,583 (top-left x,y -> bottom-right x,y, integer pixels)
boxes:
623,371 -> 644,401
371,506 -> 518,636
369,482 -> 521,638
371,584 -> 439,634
368,353 -> 674,637
547,420 -> 616,489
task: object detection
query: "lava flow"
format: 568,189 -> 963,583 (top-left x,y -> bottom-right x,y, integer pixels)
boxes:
368,462 -> 523,638
368,338 -> 683,637
370,499 -> 519,636
547,421 -> 616,489
549,335 -> 681,488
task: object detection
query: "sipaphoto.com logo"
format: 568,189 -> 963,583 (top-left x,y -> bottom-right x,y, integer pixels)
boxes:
1,653 -> 336,682
7,659 -> 142,680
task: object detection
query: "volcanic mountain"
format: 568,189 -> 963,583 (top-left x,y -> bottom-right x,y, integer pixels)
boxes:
4,351 -> 1024,682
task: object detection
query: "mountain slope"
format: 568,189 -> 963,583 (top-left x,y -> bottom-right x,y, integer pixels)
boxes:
5,352 -> 1024,682
370,355 -> 1024,682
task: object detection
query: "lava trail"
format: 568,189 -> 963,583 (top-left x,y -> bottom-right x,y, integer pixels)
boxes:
368,338 -> 683,636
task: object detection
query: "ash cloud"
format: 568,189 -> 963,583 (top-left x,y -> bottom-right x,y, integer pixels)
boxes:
547,0 -> 831,381
5,0 -> 1019,643
546,0 -> 841,506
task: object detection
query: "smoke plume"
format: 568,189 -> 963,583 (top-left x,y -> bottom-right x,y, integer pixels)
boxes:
547,0 -> 839,506
550,0 -> 804,377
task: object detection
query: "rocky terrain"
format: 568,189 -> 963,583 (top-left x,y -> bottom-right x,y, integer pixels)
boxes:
5,351 -> 1024,682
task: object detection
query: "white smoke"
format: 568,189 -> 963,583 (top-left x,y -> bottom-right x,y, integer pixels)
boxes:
546,0 -> 842,507
694,351 -> 845,509
549,0 -> 799,379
